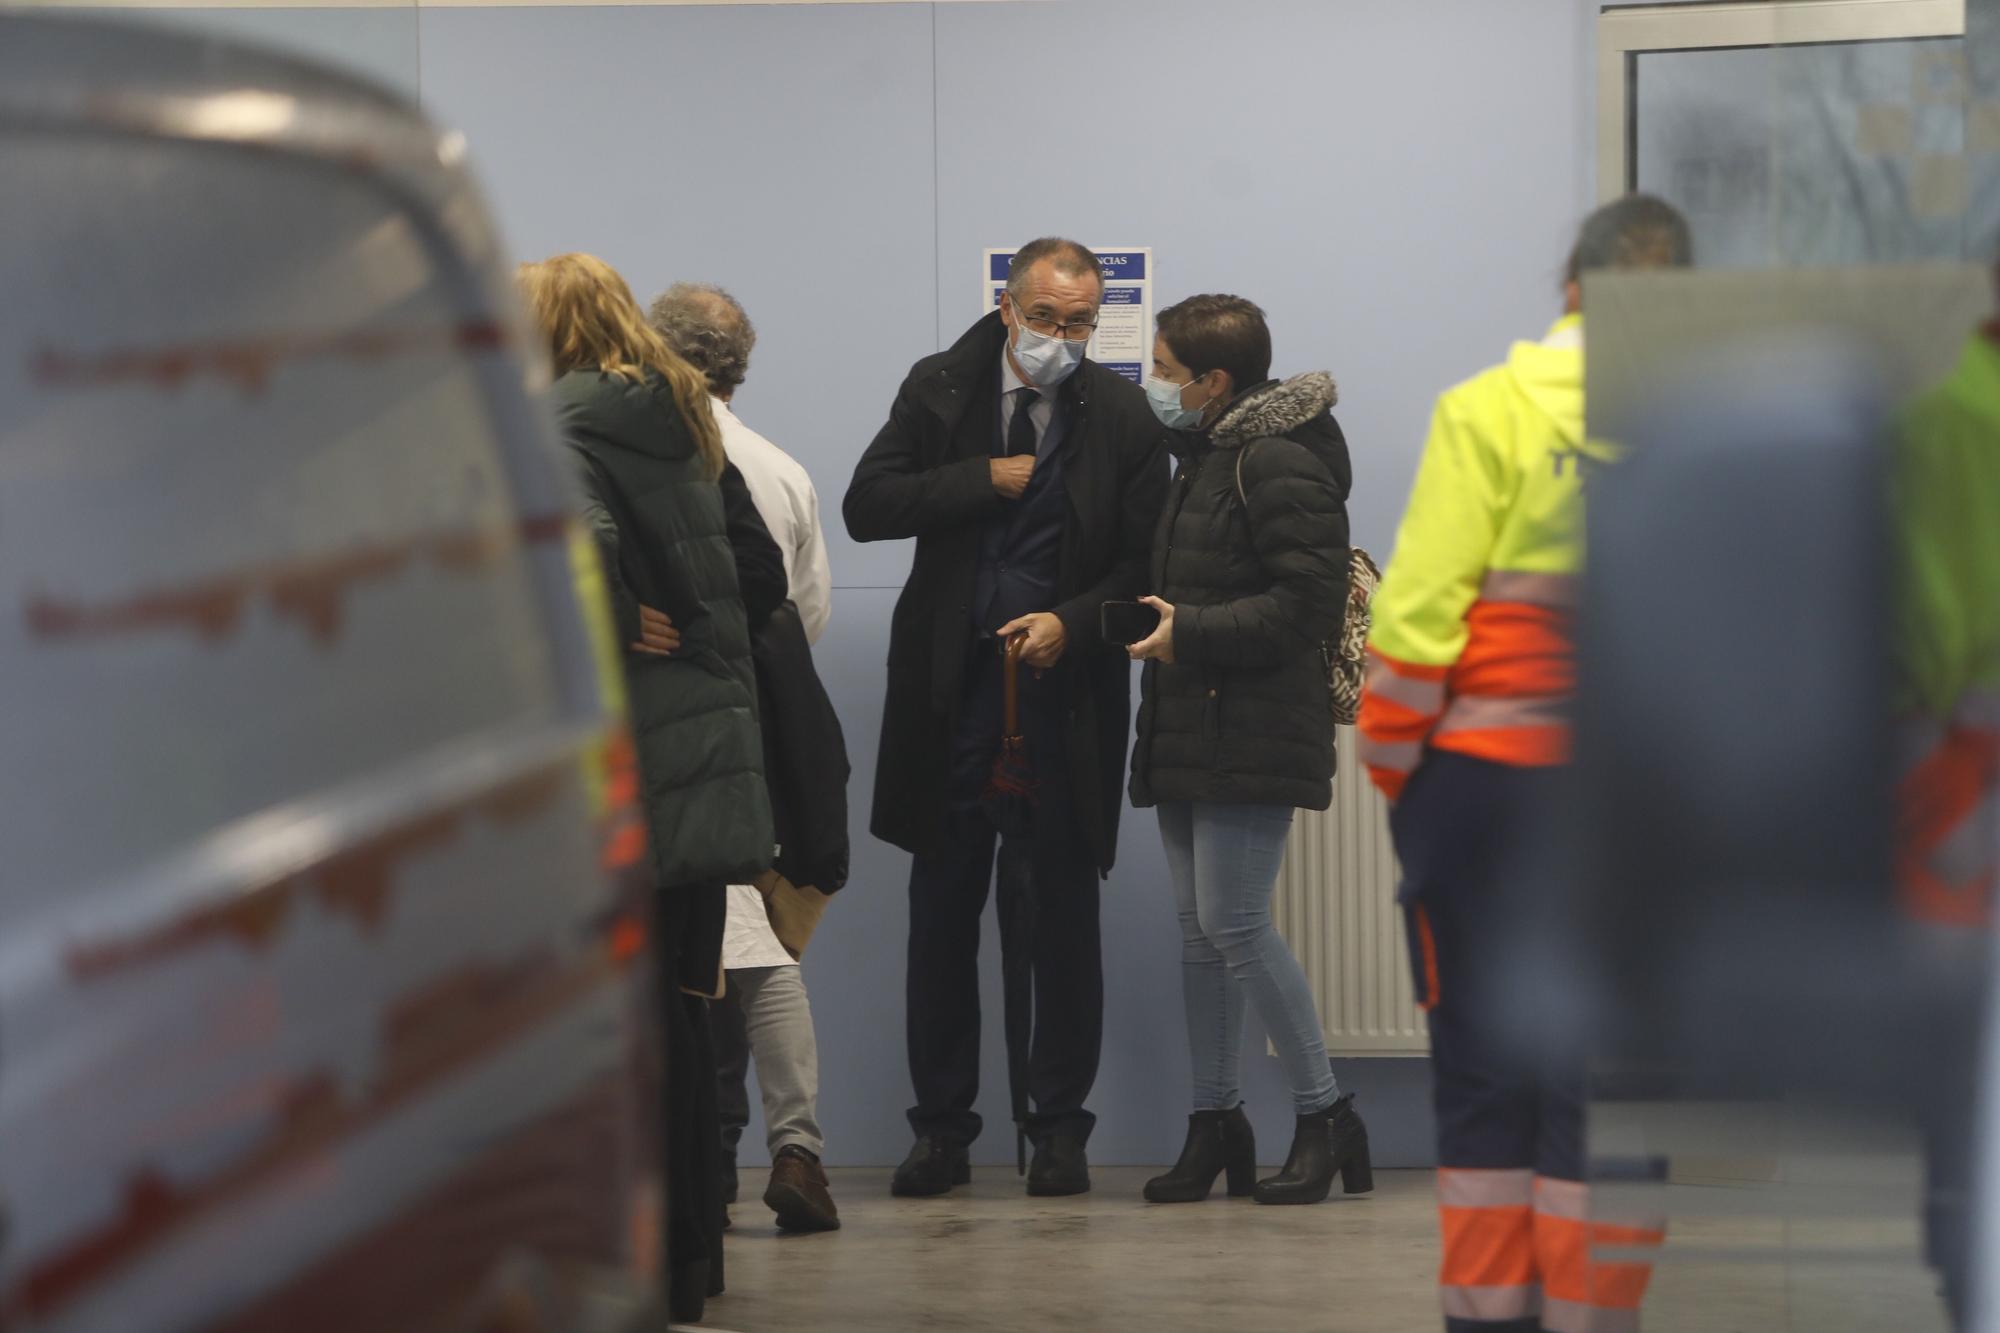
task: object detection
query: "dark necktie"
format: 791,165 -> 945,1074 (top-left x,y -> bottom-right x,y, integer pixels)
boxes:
1007,386 -> 1040,458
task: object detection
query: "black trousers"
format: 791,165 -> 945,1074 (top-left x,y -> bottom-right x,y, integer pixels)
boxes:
1919,967 -> 1986,1329
1396,752 -> 1571,1333
905,644 -> 1103,1145
712,983 -> 750,1191
655,883 -> 725,1325
1392,752 -> 1580,1180
1394,751 -> 1660,1333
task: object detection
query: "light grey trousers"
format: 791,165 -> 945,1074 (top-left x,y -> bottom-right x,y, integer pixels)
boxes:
714,964 -> 825,1160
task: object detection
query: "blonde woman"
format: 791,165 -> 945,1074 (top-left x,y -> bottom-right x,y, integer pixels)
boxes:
518,252 -> 784,1322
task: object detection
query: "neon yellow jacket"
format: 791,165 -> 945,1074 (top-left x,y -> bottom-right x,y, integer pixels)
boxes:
1358,314 -> 1607,798
1894,331 -> 2000,926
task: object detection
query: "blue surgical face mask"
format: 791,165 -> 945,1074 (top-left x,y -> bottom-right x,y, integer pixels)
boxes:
1011,320 -> 1088,389
1145,373 -> 1212,431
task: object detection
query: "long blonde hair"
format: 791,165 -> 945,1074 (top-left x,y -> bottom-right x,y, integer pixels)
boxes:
518,252 -> 725,479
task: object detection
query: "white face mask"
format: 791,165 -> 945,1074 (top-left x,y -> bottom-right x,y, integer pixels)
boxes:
1010,319 -> 1088,389
1145,373 -> 1213,430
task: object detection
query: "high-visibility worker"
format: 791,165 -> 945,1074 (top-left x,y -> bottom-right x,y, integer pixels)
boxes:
1359,196 -> 1690,1333
1893,271 -> 2000,1329
1896,302 -> 2000,934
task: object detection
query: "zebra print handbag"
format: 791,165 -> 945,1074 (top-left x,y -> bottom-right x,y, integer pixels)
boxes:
1236,445 -> 1380,727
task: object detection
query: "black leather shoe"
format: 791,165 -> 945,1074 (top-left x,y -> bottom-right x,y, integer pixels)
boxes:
1255,1093 -> 1373,1205
1144,1106 -> 1257,1203
891,1136 -> 971,1198
1027,1133 -> 1091,1197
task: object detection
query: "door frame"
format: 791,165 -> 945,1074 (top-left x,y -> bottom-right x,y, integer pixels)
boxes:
1597,0 -> 1967,202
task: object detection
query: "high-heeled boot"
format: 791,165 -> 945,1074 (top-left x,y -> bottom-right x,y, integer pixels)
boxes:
1143,1106 -> 1258,1203
1253,1093 -> 1372,1205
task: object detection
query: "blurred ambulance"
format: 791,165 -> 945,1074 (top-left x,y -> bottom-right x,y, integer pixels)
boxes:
0,15 -> 661,1332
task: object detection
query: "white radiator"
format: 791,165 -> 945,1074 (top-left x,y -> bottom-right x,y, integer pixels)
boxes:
1272,727 -> 1429,1056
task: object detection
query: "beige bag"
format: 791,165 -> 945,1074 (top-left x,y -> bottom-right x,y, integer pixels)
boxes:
758,869 -> 833,961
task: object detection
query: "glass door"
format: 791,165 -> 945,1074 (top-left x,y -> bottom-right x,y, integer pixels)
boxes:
1598,0 -> 1975,265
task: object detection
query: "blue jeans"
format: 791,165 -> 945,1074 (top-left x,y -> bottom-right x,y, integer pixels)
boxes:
1159,802 -> 1340,1116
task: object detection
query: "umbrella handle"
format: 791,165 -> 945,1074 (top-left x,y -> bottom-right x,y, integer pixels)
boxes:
1001,632 -> 1027,738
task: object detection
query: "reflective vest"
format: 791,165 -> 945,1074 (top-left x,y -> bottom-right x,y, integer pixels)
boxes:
568,523 -> 648,877
1359,315 -> 1602,800
1895,330 -> 2000,928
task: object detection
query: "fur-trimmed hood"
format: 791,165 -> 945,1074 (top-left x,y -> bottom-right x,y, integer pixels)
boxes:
1209,371 -> 1339,449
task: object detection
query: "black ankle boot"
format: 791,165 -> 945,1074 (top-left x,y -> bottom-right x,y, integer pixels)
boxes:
1145,1106 -> 1258,1203
1253,1094 -> 1372,1205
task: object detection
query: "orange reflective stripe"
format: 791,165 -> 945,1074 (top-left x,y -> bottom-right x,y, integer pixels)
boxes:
608,913 -> 647,966
1366,763 -> 1412,802
1441,1169 -> 1601,1324
1929,792 -> 1999,886
1439,1168 -> 1533,1208
1440,1203 -> 1537,1287
1595,1220 -> 1669,1250
1898,724 -> 2000,926
1369,649 -> 1452,683
1413,905 -> 1441,1011
1543,1298 -> 1638,1333
1534,1175 -> 1668,1241
1454,601 -> 1575,696
1480,569 -> 1580,609
1359,735 -> 1422,778
1901,861 -> 1993,928
1534,1176 -> 1590,1221
603,729 -> 640,807
1437,693 -> 1570,737
595,723 -> 648,874
1359,692 -> 1442,742
1360,653 -> 1449,778
1532,1206 -> 1661,1312
1454,654 -> 1575,699
1359,651 -> 1447,791
1440,1166 -> 1538,1290
1434,724 -> 1572,768
601,820 -> 647,873
1441,1284 -> 1542,1322
1364,649 -> 1450,716
1900,726 -> 1997,846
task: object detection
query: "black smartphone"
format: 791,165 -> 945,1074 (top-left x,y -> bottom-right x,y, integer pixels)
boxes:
1100,600 -> 1162,647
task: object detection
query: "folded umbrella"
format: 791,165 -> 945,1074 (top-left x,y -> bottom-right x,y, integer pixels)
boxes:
982,633 -> 1037,1174
981,633 -> 1036,838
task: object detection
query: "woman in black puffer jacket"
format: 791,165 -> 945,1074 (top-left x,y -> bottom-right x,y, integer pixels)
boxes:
1128,295 -> 1370,1208
519,252 -> 781,1324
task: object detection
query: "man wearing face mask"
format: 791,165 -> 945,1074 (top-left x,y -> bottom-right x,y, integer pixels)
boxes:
845,237 -> 1169,1199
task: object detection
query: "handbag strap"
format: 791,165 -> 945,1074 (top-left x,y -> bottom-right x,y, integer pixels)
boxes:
1233,441 -> 1256,513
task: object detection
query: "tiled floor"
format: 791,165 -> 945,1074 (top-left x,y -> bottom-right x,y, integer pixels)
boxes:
690,1166 -> 1952,1333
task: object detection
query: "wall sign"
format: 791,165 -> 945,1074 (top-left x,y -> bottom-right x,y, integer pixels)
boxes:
984,246 -> 1153,386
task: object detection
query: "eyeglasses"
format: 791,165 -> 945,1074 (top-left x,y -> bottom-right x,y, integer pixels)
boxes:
1015,306 -> 1099,343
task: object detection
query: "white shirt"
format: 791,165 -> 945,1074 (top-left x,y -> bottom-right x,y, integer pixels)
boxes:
713,397 -> 832,645
715,394 -> 833,971
722,883 -> 796,971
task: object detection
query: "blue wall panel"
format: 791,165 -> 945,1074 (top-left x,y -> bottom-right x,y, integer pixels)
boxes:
419,1 -> 938,592
934,0 -> 1590,558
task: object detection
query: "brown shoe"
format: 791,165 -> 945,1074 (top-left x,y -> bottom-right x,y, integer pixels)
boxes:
765,1146 -> 840,1232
